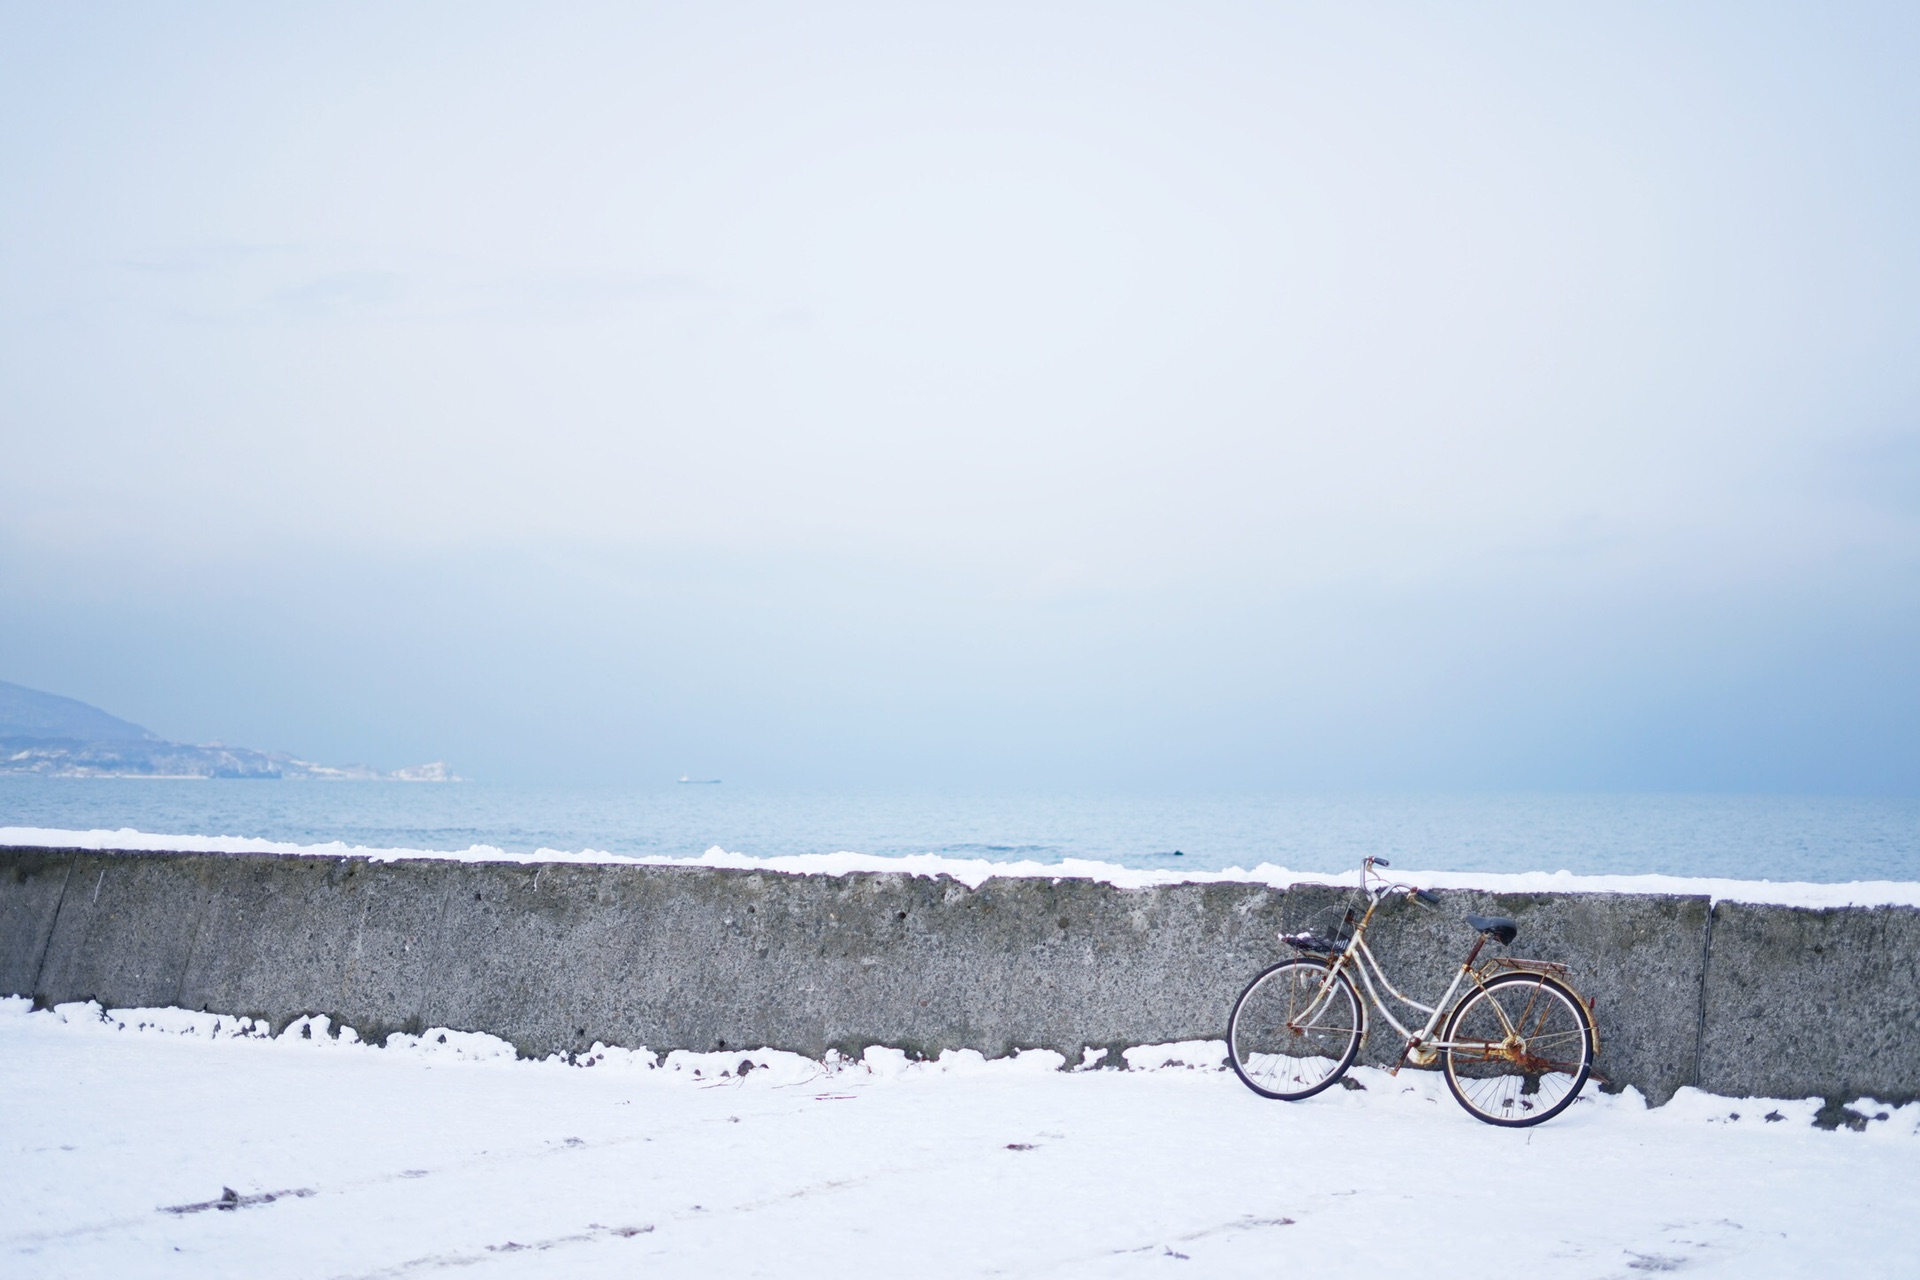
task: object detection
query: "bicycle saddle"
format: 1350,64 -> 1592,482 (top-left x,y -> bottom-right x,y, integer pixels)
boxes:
1466,914 -> 1518,946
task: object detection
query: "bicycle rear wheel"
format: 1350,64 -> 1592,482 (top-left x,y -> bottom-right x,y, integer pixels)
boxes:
1228,959 -> 1364,1100
1442,972 -> 1594,1127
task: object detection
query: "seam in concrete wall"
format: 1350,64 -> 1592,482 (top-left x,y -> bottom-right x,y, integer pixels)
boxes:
27,853 -> 76,997
174,873 -> 214,1013
1692,900 -> 1716,1089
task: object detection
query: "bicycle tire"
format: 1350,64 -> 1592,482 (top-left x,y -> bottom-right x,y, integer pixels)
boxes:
1441,972 -> 1594,1127
1228,958 -> 1365,1101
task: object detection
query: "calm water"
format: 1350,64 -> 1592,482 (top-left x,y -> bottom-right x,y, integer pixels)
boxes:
2,778 -> 1917,882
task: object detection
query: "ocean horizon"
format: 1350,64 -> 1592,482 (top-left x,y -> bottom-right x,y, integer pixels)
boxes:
3,777 -> 1915,886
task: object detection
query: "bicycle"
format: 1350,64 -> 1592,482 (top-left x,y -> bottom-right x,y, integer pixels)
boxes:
1227,856 -> 1598,1127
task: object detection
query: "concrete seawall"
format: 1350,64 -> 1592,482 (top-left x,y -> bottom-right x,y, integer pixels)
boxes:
4,846 -> 1914,1106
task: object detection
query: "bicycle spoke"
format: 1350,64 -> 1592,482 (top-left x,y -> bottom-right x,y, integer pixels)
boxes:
1229,960 -> 1365,1101
1443,974 -> 1593,1127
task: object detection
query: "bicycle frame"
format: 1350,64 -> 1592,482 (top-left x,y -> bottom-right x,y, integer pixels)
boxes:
1299,858 -> 1535,1067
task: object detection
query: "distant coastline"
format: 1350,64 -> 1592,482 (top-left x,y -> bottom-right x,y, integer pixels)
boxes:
0,681 -> 456,782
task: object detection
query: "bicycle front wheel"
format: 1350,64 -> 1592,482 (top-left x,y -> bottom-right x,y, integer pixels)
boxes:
1442,972 -> 1594,1127
1228,959 -> 1364,1100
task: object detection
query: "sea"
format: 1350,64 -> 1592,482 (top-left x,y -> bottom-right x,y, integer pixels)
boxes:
2,778 -> 1916,883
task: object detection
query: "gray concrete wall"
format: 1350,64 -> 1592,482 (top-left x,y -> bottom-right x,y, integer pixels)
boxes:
0,848 -> 73,996
3,846 -> 1914,1106
1699,902 -> 1920,1103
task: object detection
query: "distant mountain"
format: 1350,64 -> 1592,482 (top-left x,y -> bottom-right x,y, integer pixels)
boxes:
0,681 -> 157,743
0,680 -> 457,781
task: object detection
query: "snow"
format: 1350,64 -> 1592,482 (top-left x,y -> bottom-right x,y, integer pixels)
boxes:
2,997 -> 1915,1277
6,824 -> 1920,908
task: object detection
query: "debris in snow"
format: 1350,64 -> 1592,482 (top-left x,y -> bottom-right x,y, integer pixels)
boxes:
160,1187 -> 315,1215
1814,1100 -> 1875,1132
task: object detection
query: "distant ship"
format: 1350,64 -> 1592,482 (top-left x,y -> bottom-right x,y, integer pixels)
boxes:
677,775 -> 721,784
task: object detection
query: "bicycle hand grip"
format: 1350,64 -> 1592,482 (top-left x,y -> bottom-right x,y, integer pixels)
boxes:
1413,888 -> 1441,905
1372,856 -> 1391,868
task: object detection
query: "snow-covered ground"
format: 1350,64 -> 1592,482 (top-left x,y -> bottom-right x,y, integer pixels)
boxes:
3,998 -> 1915,1278
8,826 -> 1920,907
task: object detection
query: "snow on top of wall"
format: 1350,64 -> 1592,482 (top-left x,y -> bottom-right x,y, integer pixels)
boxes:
3,825 -> 1918,908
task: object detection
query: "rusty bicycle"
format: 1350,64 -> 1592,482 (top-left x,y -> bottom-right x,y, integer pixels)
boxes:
1227,856 -> 1598,1127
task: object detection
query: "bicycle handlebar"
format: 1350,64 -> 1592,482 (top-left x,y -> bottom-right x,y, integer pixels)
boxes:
1361,857 -> 1441,908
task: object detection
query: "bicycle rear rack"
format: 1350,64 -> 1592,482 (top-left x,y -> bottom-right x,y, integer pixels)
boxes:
1484,956 -> 1569,976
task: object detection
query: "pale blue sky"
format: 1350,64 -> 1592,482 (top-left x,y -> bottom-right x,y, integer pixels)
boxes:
2,2 -> 1916,789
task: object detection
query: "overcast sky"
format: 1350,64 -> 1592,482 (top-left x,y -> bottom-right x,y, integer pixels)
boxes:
2,2 -> 1916,790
